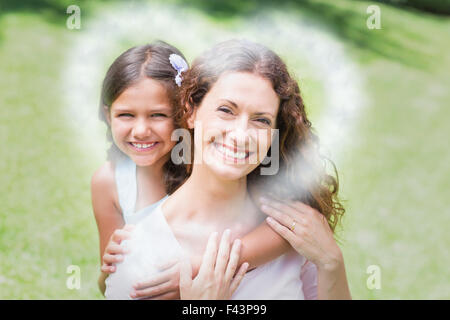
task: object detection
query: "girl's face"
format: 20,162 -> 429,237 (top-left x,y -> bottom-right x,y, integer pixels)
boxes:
108,78 -> 176,167
188,72 -> 279,180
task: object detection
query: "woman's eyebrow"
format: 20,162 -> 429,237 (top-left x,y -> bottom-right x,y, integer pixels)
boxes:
221,99 -> 239,109
220,99 -> 274,117
254,111 -> 275,119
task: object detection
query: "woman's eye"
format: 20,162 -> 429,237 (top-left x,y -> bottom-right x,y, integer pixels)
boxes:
151,113 -> 167,117
256,118 -> 271,126
218,106 -> 233,114
118,113 -> 133,117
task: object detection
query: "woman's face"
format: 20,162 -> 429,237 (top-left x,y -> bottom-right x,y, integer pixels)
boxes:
108,78 -> 176,167
189,72 -> 279,180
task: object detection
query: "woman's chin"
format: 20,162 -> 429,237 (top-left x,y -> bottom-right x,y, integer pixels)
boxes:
209,167 -> 247,181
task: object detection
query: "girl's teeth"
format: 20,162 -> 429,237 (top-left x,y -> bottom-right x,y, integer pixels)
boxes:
132,142 -> 155,149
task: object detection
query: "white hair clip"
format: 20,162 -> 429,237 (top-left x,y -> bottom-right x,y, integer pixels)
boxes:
169,54 -> 188,87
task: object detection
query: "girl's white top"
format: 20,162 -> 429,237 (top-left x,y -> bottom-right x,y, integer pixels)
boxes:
105,156 -> 169,298
105,158 -> 318,299
113,156 -> 168,225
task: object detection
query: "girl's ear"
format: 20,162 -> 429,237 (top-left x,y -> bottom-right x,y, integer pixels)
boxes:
186,103 -> 197,129
103,105 -> 111,126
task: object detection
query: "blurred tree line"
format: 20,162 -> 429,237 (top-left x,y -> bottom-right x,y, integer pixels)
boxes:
0,0 -> 449,16
370,0 -> 449,14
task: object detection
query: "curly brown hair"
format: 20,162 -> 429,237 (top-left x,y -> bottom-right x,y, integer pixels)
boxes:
173,39 -> 345,233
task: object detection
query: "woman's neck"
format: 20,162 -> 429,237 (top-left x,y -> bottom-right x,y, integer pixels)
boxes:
168,163 -> 249,224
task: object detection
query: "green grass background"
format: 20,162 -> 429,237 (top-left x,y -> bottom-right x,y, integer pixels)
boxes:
0,0 -> 449,299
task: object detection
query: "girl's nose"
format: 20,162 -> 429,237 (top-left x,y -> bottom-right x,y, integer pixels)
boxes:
132,119 -> 151,139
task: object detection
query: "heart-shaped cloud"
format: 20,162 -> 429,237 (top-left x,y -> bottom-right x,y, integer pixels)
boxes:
63,1 -> 366,163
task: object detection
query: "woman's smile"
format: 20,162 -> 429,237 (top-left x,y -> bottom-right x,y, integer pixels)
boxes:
211,141 -> 253,163
188,71 -> 279,178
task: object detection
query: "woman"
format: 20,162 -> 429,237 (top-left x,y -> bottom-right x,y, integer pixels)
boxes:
106,39 -> 351,299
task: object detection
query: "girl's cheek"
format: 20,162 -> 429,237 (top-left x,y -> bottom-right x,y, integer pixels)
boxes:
111,123 -> 131,142
155,122 -> 175,142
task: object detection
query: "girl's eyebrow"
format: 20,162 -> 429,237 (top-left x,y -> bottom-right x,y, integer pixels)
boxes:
220,99 -> 275,119
112,108 -> 132,113
112,107 -> 171,113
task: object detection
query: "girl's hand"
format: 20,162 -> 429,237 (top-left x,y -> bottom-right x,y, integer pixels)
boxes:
130,255 -> 202,300
260,197 -> 343,271
179,230 -> 249,300
101,224 -> 135,274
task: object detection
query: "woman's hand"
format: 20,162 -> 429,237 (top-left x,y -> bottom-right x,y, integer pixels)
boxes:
101,224 -> 135,274
259,197 -> 351,300
130,255 -> 202,300
179,230 -> 249,300
260,197 -> 343,271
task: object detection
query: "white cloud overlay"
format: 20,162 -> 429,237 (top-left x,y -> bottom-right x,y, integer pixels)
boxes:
63,1 -> 366,164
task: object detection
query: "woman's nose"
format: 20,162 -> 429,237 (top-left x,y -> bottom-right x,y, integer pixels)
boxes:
228,118 -> 251,148
228,128 -> 248,144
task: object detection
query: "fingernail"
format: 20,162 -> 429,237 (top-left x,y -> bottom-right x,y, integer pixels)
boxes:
260,196 -> 267,203
266,217 -> 273,223
130,291 -> 136,298
261,204 -> 269,211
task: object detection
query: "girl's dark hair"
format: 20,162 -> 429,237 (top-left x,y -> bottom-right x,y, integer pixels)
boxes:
99,40 -> 188,194
176,39 -> 345,233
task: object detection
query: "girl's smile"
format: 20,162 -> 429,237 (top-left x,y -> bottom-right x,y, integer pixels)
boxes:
128,141 -> 159,152
108,77 -> 176,167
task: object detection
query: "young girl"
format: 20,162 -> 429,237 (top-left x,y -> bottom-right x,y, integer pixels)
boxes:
91,41 -> 295,299
103,39 -> 350,299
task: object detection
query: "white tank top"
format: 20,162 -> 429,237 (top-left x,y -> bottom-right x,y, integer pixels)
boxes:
114,156 -> 168,225
105,196 -> 318,300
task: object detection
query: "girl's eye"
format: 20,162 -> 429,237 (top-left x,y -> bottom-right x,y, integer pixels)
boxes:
218,106 -> 233,114
118,113 -> 133,117
151,113 -> 167,117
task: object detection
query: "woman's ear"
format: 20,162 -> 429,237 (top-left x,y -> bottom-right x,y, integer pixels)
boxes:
186,102 -> 197,129
103,105 -> 111,126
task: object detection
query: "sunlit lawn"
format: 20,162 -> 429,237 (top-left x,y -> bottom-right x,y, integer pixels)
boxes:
0,0 -> 448,299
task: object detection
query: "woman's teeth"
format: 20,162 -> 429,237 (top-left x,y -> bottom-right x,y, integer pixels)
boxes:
131,142 -> 156,149
215,143 -> 248,160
